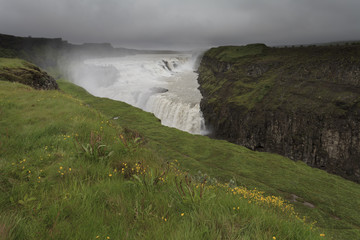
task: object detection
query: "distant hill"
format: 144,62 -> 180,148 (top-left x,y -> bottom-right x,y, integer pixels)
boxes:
0,33 -> 137,68
0,33 -> 182,69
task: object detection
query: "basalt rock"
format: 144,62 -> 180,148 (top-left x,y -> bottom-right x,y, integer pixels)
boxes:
197,43 -> 360,182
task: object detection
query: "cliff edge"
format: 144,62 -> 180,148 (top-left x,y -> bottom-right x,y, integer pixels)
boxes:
197,43 -> 360,182
0,58 -> 58,90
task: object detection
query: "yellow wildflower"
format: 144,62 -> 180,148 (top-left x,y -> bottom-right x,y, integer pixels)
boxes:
181,213 -> 184,216
320,233 -> 325,237
109,174 -> 112,177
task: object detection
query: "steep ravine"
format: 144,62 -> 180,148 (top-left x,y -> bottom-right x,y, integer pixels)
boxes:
197,44 -> 360,182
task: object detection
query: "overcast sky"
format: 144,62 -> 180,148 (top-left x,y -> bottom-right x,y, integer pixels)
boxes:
1,0 -> 360,50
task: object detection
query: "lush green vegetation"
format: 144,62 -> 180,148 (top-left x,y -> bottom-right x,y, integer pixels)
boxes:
0,58 -> 33,69
0,80 -> 323,240
1,58 -> 359,239
58,80 -> 360,240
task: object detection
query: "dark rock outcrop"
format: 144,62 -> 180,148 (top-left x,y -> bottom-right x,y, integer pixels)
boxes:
0,61 -> 58,90
197,44 -> 360,182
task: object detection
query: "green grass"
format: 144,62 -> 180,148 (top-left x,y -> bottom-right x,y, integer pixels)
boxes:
0,79 -> 326,239
0,58 -> 32,69
206,44 -> 268,62
0,56 -> 359,239
228,75 -> 276,109
57,80 -> 360,239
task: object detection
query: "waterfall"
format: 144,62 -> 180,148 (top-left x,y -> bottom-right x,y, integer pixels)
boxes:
145,93 -> 207,134
71,53 -> 207,135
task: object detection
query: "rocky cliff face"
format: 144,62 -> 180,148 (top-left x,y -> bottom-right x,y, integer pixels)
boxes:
197,44 -> 360,182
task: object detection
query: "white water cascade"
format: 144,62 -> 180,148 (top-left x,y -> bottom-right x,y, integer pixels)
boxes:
71,54 -> 207,135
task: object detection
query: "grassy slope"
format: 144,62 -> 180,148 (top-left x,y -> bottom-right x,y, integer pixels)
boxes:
0,58 -> 32,68
0,79 -> 323,239
58,80 -> 360,239
0,57 -> 359,239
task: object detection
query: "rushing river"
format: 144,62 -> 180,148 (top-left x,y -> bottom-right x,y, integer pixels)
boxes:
69,53 -> 207,135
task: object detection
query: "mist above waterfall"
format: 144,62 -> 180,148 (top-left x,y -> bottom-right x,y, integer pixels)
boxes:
67,53 -> 208,135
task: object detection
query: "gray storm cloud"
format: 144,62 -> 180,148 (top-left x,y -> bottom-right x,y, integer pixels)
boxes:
0,0 -> 359,49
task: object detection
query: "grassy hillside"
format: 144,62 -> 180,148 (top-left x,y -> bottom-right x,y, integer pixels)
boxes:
58,80 -> 360,239
0,58 -> 359,239
0,80 -> 320,240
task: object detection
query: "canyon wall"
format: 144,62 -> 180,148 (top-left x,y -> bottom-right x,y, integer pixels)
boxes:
197,44 -> 360,182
